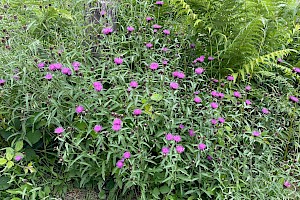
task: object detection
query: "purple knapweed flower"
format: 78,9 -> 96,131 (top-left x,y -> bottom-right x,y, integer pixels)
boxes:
245,99 -> 251,105
234,91 -> 241,98
54,127 -> 64,134
289,96 -> 299,103
0,79 -> 6,86
218,93 -> 225,99
190,44 -> 195,48
72,61 -> 80,71
218,117 -> 225,123
44,73 -> 53,80
145,43 -> 153,48
262,108 -> 269,114
176,145 -> 185,154
208,56 -> 214,61
198,143 -> 206,150
61,67 -> 72,75
94,125 -> 103,133
277,58 -> 283,63
38,62 -> 45,69
213,79 -> 219,83
210,102 -> 218,109
93,81 -> 103,91
100,10 -> 106,16
194,96 -> 202,103
114,57 -> 123,65
153,24 -> 162,29
207,155 -> 212,161
14,155 -> 23,161
211,119 -> 217,125
149,62 -> 159,70
189,129 -> 195,137
227,75 -> 234,81
163,29 -> 170,35
172,71 -> 185,79
75,105 -> 84,114
146,17 -> 153,21
245,85 -> 251,91
129,81 -> 138,88
162,47 -> 168,52
162,147 -> 170,155
49,63 -> 62,71
194,91 -> 200,95
162,60 -> 168,65
155,1 -> 164,5
127,26 -> 134,32
116,160 -> 124,168
173,135 -> 182,142
123,151 -> 131,159
102,27 -> 113,35
211,91 -> 219,97
179,124 -> 185,129
170,82 -> 179,90
252,131 -> 261,137
195,67 -> 204,74
133,109 -> 142,116
113,118 -> 122,125
112,125 -> 121,131
197,56 -> 205,63
284,181 -> 291,188
293,67 -> 300,73
165,133 -> 174,141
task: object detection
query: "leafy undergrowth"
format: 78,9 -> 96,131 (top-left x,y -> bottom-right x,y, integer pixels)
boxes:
0,0 -> 299,199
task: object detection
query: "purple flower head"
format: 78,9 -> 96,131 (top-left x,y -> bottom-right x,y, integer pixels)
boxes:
194,91 -> 200,95
149,62 -> 159,70
127,26 -> 134,32
207,155 -> 212,161
94,125 -> 103,133
195,67 -> 204,74
197,56 -> 205,63
277,58 -> 283,63
155,1 -> 164,5
252,131 -> 261,137
38,62 -> 45,69
44,73 -> 53,80
114,57 -> 123,65
172,71 -> 185,79
179,124 -> 185,129
213,79 -> 219,83
100,10 -> 106,16
218,93 -> 225,99
211,91 -> 219,97
176,145 -> 185,154
146,17 -> 153,21
123,151 -> 131,159
75,105 -> 84,114
102,27 -> 113,35
194,96 -> 202,103
210,102 -> 218,109
211,119 -> 217,125
15,155 -> 23,161
116,160 -> 124,168
245,99 -> 251,105
208,56 -> 214,61
133,109 -> 142,116
61,67 -> 72,75
112,125 -> 121,131
289,96 -> 299,103
227,75 -> 234,81
170,82 -> 179,90
173,135 -> 182,142
198,143 -> 206,150
153,24 -> 162,29
190,44 -> 195,48
54,127 -> 64,134
146,43 -> 153,48
262,108 -> 269,114
218,117 -> 225,123
72,61 -> 81,67
113,118 -> 122,125
245,85 -> 251,91
162,60 -> 168,65
284,181 -> 291,188
234,91 -> 241,98
129,81 -> 138,88
49,63 -> 62,71
162,147 -> 170,155
189,129 -> 195,137
293,67 -> 300,73
93,81 -> 103,91
163,29 -> 170,35
165,133 -> 174,141
162,47 -> 168,52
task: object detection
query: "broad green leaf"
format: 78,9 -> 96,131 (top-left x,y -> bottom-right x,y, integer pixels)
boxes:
151,93 -> 163,102
0,158 -> 7,165
159,185 -> 170,194
6,161 -> 14,169
152,187 -> 160,198
0,176 -> 10,190
26,131 -> 42,145
6,147 -> 14,161
15,140 -> 23,152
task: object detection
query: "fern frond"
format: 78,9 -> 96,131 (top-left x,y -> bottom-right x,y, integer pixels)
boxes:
168,0 -> 199,24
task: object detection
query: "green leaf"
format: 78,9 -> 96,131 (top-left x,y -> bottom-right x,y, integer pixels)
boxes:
151,93 -> 163,102
152,187 -> 160,198
15,140 -> 23,152
0,158 -> 7,165
6,147 -> 14,161
159,185 -> 170,194
6,161 -> 14,169
0,176 -> 10,190
26,130 -> 42,145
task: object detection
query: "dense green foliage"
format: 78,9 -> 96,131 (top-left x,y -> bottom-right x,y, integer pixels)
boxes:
0,0 -> 299,199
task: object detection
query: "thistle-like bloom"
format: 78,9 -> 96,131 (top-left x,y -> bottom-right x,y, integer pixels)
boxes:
72,61 -> 80,71
113,118 -> 122,125
208,56 -> 214,61
176,145 -> 185,154
149,62 -> 159,70
170,82 -> 179,90
211,91 -> 219,97
262,108 -> 269,114
15,155 -> 23,161
179,124 -> 185,129
123,151 -> 131,159
198,143 -> 206,150
0,79 -> 6,86
61,67 -> 72,75
93,82 -> 103,91
163,29 -> 170,35
112,125 -> 121,131
173,135 -> 182,142
127,26 -> 134,32
227,75 -> 234,81
114,57 -> 123,65
194,97 -> 202,103
210,102 -> 218,109
145,43 -> 153,48
133,109 -> 142,116
75,105 -> 84,114
129,81 -> 138,88
54,127 -> 64,134
289,96 -> 299,103
245,99 -> 251,105
116,160 -> 124,168
94,125 -> 103,132
162,147 -> 170,155
102,27 -> 113,35
284,181 -> 291,188
44,73 -> 53,80
252,131 -> 261,137
195,67 -> 204,75
153,24 -> 162,29
218,117 -> 225,123
165,133 -> 174,141
211,119 -> 217,125
155,1 -> 164,5
146,17 -> 153,21
234,91 -> 241,98
38,62 -> 45,69
245,85 -> 251,91
189,129 -> 195,137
